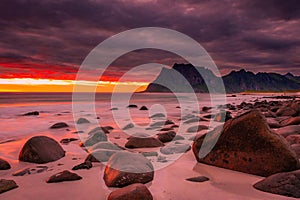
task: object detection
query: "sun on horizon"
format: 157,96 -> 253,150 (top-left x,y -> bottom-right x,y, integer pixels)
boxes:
0,78 -> 149,93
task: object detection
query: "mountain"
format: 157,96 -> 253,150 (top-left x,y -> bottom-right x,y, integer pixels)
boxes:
284,72 -> 300,84
144,63 -> 300,93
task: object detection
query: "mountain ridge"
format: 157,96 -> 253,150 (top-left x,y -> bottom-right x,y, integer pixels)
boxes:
144,63 -> 300,93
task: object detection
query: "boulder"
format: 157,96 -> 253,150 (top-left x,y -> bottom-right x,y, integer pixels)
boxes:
266,118 -> 281,128
46,170 -> 82,183
19,136 -> 65,164
0,179 -> 18,194
286,135 -> 300,145
291,144 -> 300,158
160,143 -> 191,155
276,106 -> 297,117
76,118 -> 90,124
0,158 -> 11,170
274,125 -> 300,138
85,149 -> 118,163
187,125 -> 208,133
254,170 -> 300,198
107,183 -> 153,200
125,137 -> 164,148
103,152 -> 154,187
79,131 -> 107,147
50,122 -> 69,129
157,131 -> 176,143
193,110 -> 300,177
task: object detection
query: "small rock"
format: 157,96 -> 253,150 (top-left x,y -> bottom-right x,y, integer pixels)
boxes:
50,122 -> 69,129
72,161 -> 92,170
123,123 -> 134,130
150,120 -> 174,128
157,131 -> 176,143
46,170 -> 82,183
173,135 -> 185,141
280,116 -> 300,126
150,113 -> 166,118
79,131 -> 108,147
214,111 -> 232,122
254,169 -> 300,198
22,111 -> 39,116
0,179 -> 18,194
60,138 -> 78,144
160,143 -> 191,155
157,155 -> 168,163
186,176 -> 209,182
88,141 -> 123,152
125,137 -> 164,148
202,114 -> 215,119
159,127 -> 174,131
12,168 -> 30,176
140,106 -> 148,110
187,125 -> 208,133
127,104 -> 138,108
85,149 -> 118,162
107,183 -> 153,200
0,158 -> 11,170
141,152 -> 158,157
76,118 -> 90,124
202,106 -> 212,112
183,117 -> 201,124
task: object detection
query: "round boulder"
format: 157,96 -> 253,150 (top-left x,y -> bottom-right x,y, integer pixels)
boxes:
19,136 -> 65,164
254,170 -> 300,198
108,183 -> 153,200
193,110 -> 300,177
103,152 -> 154,187
0,158 -> 11,170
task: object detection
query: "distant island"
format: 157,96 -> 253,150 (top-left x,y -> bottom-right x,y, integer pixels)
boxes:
144,63 -> 300,93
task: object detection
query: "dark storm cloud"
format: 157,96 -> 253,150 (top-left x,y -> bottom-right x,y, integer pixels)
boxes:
0,0 -> 299,80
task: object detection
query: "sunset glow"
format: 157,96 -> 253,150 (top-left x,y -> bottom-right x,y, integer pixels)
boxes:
0,78 -> 149,92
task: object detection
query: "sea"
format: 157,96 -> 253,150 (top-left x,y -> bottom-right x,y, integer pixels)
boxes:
0,92 -> 296,143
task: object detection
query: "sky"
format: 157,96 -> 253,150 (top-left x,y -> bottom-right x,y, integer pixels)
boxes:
0,0 -> 299,92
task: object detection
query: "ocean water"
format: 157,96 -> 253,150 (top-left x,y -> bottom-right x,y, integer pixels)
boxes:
0,92 -> 280,142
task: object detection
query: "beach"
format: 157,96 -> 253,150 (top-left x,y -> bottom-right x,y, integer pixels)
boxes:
0,92 -> 299,200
